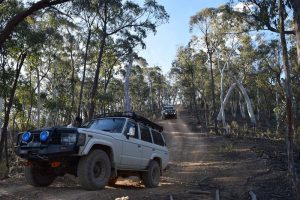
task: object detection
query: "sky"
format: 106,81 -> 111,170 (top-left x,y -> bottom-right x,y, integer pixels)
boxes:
138,0 -> 226,74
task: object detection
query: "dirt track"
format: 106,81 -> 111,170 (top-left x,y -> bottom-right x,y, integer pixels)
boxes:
0,110 -> 295,200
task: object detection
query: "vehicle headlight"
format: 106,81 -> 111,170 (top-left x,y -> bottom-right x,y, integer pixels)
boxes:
61,133 -> 77,145
40,131 -> 49,142
77,133 -> 86,146
22,132 -> 32,142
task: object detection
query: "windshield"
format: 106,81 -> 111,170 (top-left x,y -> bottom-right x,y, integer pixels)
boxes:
85,118 -> 126,133
164,106 -> 174,110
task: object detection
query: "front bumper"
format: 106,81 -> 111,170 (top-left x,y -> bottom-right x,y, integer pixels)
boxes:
15,144 -> 79,160
163,113 -> 177,117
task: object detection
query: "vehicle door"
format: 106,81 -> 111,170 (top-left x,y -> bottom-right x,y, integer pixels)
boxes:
120,120 -> 142,169
151,129 -> 169,168
138,124 -> 155,169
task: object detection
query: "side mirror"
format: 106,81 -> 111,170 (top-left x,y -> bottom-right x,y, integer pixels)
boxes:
127,127 -> 135,137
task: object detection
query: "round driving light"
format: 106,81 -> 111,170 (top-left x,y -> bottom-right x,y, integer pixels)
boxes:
40,131 -> 49,142
22,132 -> 32,142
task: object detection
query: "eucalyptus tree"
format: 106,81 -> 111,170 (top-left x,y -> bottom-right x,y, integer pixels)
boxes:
190,8 -> 222,133
77,0 -> 169,120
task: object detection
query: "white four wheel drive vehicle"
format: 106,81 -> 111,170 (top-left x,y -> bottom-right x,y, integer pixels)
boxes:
15,112 -> 169,190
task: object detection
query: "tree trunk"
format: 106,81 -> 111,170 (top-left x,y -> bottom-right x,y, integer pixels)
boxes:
88,1 -> 108,120
275,91 -> 280,134
26,70 -> 34,129
208,52 -> 218,134
124,52 -> 133,112
36,68 -> 41,128
0,52 -> 27,161
77,28 -> 91,117
236,80 -> 256,124
219,69 -> 228,134
292,0 -> 300,69
279,0 -> 300,195
217,83 -> 236,120
88,35 -> 107,120
70,38 -> 75,123
256,88 -> 260,121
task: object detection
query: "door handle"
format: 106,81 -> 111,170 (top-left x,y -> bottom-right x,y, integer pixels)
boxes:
138,144 -> 141,148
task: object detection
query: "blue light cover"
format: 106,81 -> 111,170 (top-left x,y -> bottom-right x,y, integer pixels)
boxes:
22,132 -> 32,142
40,131 -> 49,142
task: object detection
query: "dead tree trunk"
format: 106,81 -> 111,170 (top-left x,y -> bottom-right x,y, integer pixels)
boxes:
236,80 -> 256,124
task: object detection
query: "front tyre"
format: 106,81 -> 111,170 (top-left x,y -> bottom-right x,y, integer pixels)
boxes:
142,160 -> 160,188
24,164 -> 56,187
77,150 -> 111,190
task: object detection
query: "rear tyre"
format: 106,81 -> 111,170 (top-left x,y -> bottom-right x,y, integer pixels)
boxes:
24,164 -> 56,187
77,150 -> 111,190
142,160 -> 160,188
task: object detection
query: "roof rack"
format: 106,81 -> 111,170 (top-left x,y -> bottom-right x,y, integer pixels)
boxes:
95,112 -> 163,132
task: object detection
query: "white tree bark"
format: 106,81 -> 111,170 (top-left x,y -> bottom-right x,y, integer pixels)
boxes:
217,81 -> 256,125
219,68 -> 229,134
217,83 -> 236,120
124,53 -> 133,112
236,80 -> 256,124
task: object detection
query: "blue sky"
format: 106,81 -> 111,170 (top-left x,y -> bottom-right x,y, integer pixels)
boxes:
138,0 -> 226,74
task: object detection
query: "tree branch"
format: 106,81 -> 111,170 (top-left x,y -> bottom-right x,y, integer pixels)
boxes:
0,0 -> 71,47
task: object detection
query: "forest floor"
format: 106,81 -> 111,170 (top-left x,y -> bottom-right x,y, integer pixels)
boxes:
0,109 -> 296,200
